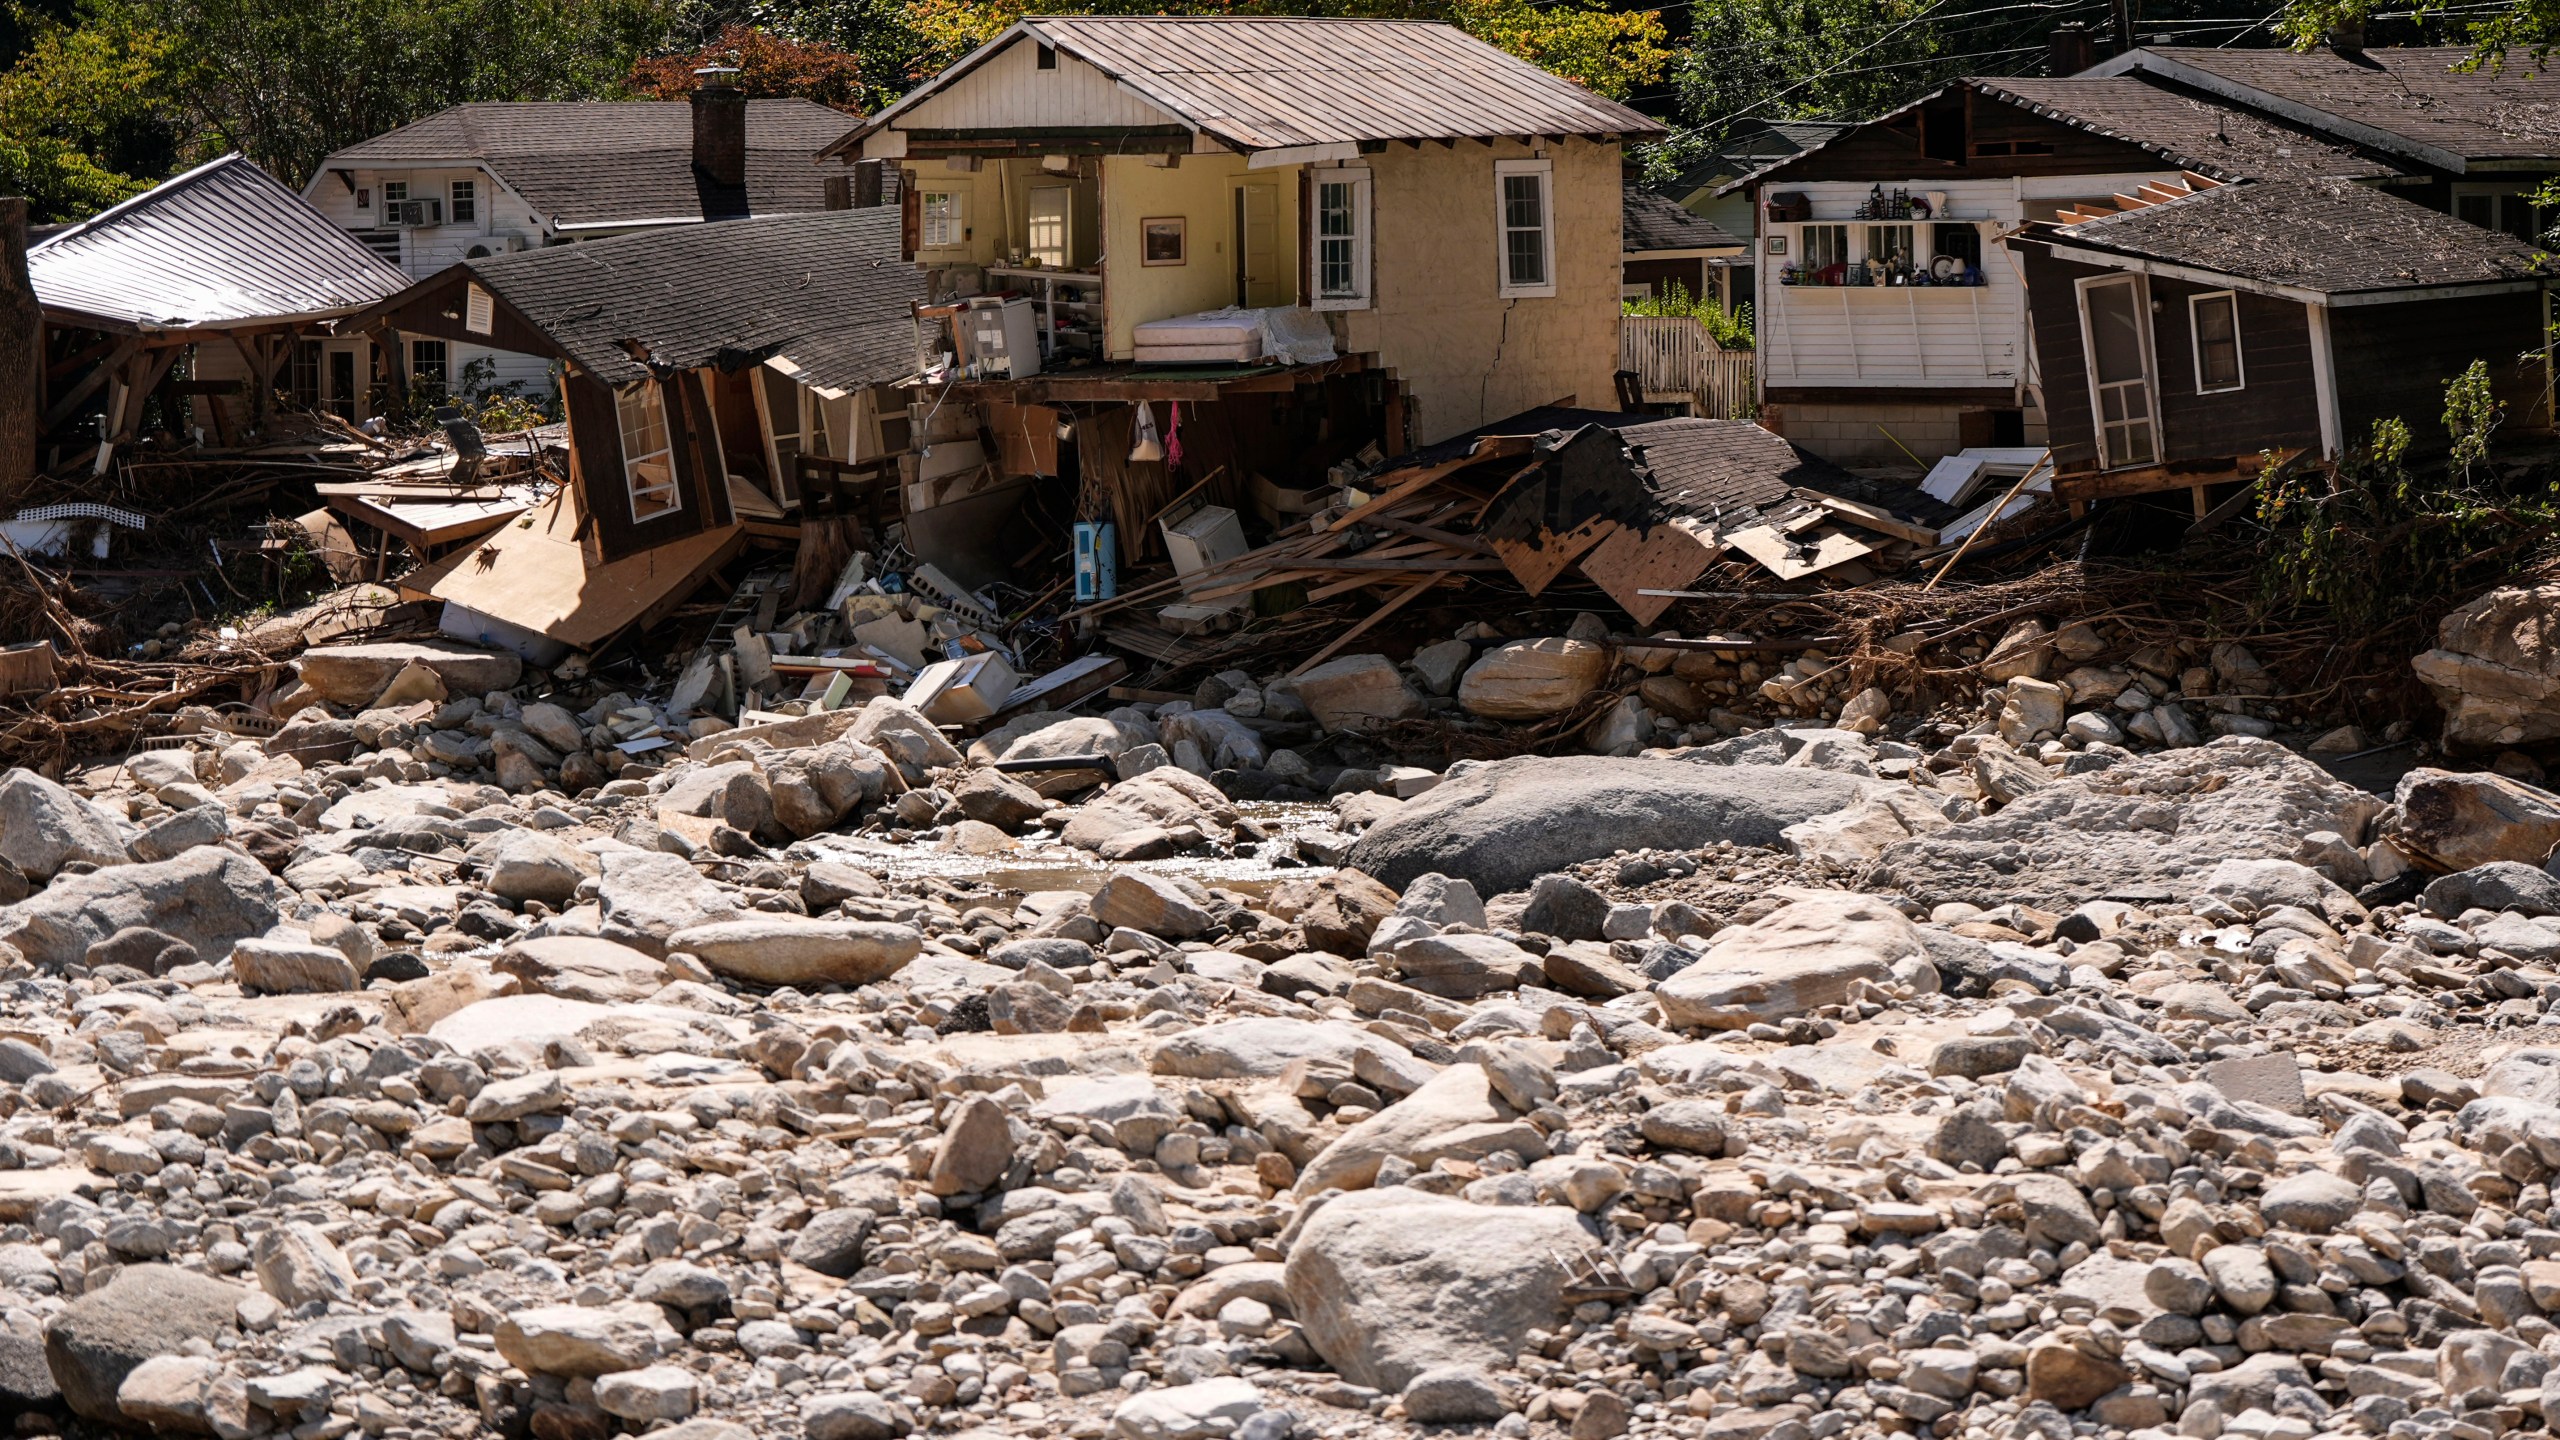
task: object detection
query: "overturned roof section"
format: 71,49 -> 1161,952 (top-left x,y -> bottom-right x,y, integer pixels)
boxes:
2040,174 -> 2549,301
1624,187 -> 1743,254
835,17 -> 1662,159
30,154 -> 410,334
348,207 -> 923,391
320,101 -> 861,228
2091,45 -> 2560,170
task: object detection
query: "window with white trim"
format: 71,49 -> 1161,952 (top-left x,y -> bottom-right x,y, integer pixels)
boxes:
1799,224 -> 1848,273
2189,290 -> 2244,394
1309,165 -> 1371,311
449,179 -> 476,224
1495,158 -> 1554,298
409,339 -> 447,386
920,190 -> 964,249
616,382 -> 681,521
381,181 -> 407,208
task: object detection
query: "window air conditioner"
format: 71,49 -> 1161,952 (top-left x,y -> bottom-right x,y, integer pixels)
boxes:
389,198 -> 445,226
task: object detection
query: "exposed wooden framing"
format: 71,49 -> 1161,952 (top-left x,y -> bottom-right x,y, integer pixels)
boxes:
1289,574 -> 1438,676
42,334 -> 139,431
1325,440 -> 1534,533
46,334 -> 119,381
2049,448 -> 2290,503
1810,493 -> 1941,545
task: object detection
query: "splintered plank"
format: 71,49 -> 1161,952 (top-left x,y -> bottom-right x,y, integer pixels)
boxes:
1810,493 -> 1941,546
1578,518 -> 1725,627
1488,517 -> 1618,596
1722,522 -> 1878,581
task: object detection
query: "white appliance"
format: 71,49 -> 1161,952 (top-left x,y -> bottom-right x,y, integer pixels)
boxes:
962,296 -> 1041,379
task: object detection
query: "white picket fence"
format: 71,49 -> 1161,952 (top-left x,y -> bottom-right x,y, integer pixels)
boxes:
1622,315 -> 1755,419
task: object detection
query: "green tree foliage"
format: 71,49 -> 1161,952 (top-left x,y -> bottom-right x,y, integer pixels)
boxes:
0,4 -> 172,222
2256,361 -> 2555,634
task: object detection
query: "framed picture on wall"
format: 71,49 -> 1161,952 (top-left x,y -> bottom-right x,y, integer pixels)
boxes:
1141,217 -> 1186,266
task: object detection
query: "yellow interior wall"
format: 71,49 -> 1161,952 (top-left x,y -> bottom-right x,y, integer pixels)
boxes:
1338,138 -> 1625,444
1100,154 -> 1300,359
910,166 -> 998,268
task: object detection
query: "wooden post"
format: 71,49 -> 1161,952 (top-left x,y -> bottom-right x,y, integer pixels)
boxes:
0,198 -> 39,503
370,323 -> 408,414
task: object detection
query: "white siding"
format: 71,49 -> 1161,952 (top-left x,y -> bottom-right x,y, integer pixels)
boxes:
875,37 -> 1182,144
300,163 -> 547,280
1756,172 -> 2182,394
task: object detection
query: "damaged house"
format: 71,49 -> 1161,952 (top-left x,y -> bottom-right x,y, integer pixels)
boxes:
22,154 -> 411,483
823,14 -> 1662,501
337,206 -> 923,666
294,73 -> 863,409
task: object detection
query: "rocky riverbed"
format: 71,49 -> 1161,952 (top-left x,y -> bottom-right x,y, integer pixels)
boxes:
7,654 -> 2560,1440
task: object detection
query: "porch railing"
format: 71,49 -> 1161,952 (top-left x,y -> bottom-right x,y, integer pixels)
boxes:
1622,315 -> 1756,420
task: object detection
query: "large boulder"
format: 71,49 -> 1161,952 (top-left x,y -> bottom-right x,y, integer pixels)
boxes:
0,770 -> 127,879
494,1304 -> 679,1378
666,918 -> 920,987
43,1263 -> 244,1422
296,639 -> 521,707
596,850 -> 747,957
1348,756 -> 1870,894
847,696 -> 962,771
1865,738 -> 2384,908
1296,654 -> 1425,731
1059,768 -> 1236,854
495,936 -> 673,1004
1656,891 -> 1922,1030
2412,584 -> 2560,750
1457,639 -> 1611,720
1151,1018 -> 1428,1089
2384,768 -> 2560,872
0,847 -> 282,968
1294,1063 -> 1538,1195
481,830 -> 599,905
1282,1188 -> 1592,1391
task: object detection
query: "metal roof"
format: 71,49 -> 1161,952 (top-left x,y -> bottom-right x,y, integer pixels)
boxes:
318,101 -> 861,227
850,17 -> 1663,153
30,154 -> 411,334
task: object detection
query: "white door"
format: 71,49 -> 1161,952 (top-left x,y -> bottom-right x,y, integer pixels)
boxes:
1235,183 -> 1280,307
1027,186 -> 1070,268
2077,275 -> 2160,469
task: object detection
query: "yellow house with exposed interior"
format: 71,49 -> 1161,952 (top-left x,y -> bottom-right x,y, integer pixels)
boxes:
823,16 -> 1661,445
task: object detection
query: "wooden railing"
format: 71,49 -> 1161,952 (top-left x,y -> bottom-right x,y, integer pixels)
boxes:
1621,315 -> 1756,420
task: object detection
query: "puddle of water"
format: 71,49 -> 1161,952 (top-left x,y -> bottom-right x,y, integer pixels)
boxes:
797,801 -> 1340,902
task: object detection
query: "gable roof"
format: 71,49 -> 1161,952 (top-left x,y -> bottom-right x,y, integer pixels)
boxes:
2038,173 -> 2548,300
1624,186 -> 1743,254
840,17 -> 1661,156
31,154 -> 410,333
318,101 -> 861,228
1724,75 -> 2402,196
2091,45 -> 2560,169
346,207 -> 924,391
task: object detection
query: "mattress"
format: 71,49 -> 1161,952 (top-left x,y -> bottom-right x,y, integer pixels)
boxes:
1133,310 -> 1264,365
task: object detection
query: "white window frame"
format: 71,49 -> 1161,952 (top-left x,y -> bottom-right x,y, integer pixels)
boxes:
919,189 -> 966,250
408,338 -> 447,386
1494,157 -> 1555,299
381,180 -> 407,207
616,381 -> 682,523
2187,289 -> 2245,395
2073,273 -> 2163,472
1308,165 -> 1372,312
449,178 -> 477,224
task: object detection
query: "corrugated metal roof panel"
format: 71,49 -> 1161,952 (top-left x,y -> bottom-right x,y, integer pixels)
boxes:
29,154 -> 412,331
877,17 -> 1661,150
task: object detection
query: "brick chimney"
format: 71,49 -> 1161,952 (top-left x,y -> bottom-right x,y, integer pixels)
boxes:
2048,23 -> 2097,76
691,65 -> 747,189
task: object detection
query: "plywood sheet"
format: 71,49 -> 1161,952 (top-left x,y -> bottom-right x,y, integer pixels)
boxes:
1579,518 -> 1724,627
429,487 -> 742,652
1722,522 -> 1877,581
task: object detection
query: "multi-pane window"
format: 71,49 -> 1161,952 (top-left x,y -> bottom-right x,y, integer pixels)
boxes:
289,341 -> 321,410
2190,291 -> 2244,393
449,179 -> 476,224
1933,222 -> 1981,268
920,191 -> 963,248
1495,158 -> 1553,297
381,181 -> 407,208
409,339 -> 447,386
616,382 -> 681,521
1800,224 -> 1849,272
1865,224 -> 1915,269
1320,167 -> 1382,308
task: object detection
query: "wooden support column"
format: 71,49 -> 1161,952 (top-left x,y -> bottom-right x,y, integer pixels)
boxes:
42,334 -> 139,432
371,323 -> 408,412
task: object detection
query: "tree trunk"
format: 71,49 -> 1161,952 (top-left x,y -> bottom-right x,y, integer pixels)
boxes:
0,198 -> 41,505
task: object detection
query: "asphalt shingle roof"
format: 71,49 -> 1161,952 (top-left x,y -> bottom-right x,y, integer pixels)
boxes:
30,154 -> 410,332
323,101 -> 861,227
1624,187 -> 1742,253
2108,46 -> 2560,165
1976,77 -> 2397,180
407,206 -> 923,390
2051,173 -> 2549,295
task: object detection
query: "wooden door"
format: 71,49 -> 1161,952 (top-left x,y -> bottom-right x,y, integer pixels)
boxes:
1235,183 -> 1280,307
